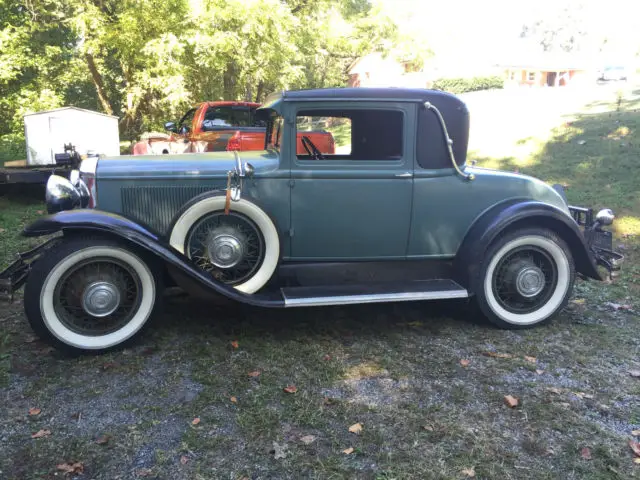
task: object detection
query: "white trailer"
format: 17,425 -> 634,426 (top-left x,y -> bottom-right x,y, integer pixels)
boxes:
23,107 -> 119,165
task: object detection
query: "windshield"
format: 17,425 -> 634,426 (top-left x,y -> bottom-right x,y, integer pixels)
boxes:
266,114 -> 284,151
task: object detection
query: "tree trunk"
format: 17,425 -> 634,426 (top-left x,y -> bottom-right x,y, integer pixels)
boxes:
255,81 -> 265,103
85,52 -> 114,116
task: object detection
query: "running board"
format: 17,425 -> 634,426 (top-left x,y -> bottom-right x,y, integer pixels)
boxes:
281,279 -> 469,307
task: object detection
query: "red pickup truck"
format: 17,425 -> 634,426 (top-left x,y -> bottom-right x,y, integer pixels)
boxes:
132,101 -> 335,155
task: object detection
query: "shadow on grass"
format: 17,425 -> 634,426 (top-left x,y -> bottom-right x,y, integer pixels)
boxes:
471,102 -> 640,213
155,295 -> 485,346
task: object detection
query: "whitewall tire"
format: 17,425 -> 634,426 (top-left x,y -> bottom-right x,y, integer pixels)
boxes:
169,196 -> 279,294
24,238 -> 159,353
475,228 -> 575,329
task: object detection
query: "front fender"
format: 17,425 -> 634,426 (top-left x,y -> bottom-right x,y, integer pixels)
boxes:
23,209 -> 284,308
454,200 -> 601,291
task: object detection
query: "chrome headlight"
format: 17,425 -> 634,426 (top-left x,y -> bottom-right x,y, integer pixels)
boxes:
596,208 -> 615,226
46,175 -> 81,213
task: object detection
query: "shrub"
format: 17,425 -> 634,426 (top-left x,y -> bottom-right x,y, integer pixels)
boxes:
432,76 -> 504,94
0,134 -> 26,165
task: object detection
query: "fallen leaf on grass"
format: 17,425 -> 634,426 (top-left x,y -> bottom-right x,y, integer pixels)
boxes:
634,457 -> 640,464
483,351 -> 513,359
573,392 -> 594,399
283,385 -> 297,394
230,396 -> 237,403
536,369 -> 545,375
422,424 -> 434,431
273,441 -> 287,459
191,417 -> 200,425
136,468 -> 153,477
605,302 -> 632,311
547,387 -> 563,395
0,228 -> 5,234
629,440 -> 640,457
504,395 -> 519,408
342,447 -> 354,454
95,434 -> 110,445
629,370 -> 640,378
36,210 -> 45,215
28,407 -> 41,416
56,462 -> 84,474
459,359 -> 470,367
180,455 -> 189,465
231,340 -> 239,349
461,467 -> 476,477
632,430 -> 640,436
323,354 -> 332,361
247,370 -> 261,377
31,429 -> 51,439
300,435 -> 316,445
524,356 -> 537,364
581,447 -> 592,460
349,423 -> 363,434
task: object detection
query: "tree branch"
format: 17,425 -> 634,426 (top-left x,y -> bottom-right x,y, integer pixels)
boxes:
85,52 -> 114,116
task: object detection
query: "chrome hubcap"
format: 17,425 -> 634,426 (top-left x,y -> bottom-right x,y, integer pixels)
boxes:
82,281 -> 121,317
207,233 -> 244,268
515,266 -> 545,297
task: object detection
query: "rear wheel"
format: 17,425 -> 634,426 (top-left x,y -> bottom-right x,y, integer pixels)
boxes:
475,228 -> 575,329
24,237 -> 159,353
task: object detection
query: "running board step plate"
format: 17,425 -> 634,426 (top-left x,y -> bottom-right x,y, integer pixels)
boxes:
281,279 -> 469,308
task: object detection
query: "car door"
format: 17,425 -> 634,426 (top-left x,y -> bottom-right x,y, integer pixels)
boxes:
289,102 -> 415,260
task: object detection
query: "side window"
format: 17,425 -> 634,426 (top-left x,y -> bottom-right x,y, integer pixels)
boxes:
177,108 -> 197,133
295,109 -> 403,160
202,106 -> 252,131
297,116 -> 351,155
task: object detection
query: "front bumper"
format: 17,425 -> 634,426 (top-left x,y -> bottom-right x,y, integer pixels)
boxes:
569,205 -> 624,277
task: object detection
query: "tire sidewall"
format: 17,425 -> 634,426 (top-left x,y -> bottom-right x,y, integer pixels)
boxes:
25,239 -> 158,352
477,230 -> 575,328
169,196 -> 279,294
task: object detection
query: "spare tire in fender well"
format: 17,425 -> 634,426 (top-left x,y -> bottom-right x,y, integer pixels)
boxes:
454,199 -> 601,292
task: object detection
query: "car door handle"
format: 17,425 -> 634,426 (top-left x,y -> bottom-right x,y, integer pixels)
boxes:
395,172 -> 413,178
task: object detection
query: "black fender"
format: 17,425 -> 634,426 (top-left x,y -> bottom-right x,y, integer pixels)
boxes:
454,199 -> 601,292
22,209 -> 285,308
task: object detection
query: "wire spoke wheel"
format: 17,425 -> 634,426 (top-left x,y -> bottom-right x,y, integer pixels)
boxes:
491,245 -> 558,315
186,212 -> 265,285
53,257 -> 142,336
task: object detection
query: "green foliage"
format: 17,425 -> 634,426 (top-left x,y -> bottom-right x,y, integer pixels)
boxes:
432,76 -> 504,94
0,0 -> 420,153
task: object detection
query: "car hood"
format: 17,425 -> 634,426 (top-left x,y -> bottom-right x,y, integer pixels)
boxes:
97,150 -> 279,179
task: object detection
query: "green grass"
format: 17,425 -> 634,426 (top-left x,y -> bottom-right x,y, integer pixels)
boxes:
0,190 -> 47,269
1,86 -> 640,479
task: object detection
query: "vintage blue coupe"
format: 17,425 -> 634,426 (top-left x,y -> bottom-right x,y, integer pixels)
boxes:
0,88 -> 622,353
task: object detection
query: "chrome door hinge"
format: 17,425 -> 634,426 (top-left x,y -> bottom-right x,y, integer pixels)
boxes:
289,228 -> 295,237
289,179 -> 295,187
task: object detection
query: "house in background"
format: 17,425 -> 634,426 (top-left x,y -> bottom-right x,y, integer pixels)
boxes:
347,52 -> 419,88
497,49 -> 595,88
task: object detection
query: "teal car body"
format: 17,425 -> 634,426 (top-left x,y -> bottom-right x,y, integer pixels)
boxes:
1,88 -> 622,353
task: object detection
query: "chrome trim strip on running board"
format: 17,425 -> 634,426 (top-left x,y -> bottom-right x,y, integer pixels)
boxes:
283,289 -> 469,308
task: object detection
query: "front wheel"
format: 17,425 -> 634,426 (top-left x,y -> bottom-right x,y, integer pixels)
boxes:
475,228 -> 575,329
24,237 -> 160,353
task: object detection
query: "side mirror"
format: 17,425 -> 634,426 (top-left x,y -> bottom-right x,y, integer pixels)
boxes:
164,121 -> 177,133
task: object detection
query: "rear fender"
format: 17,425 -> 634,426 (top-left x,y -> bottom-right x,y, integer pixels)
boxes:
23,210 -> 284,307
454,200 -> 601,292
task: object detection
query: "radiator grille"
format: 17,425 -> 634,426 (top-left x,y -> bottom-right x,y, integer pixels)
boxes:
121,185 -> 216,235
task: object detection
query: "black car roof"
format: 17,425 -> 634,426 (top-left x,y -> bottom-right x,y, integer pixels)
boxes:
279,87 -> 458,102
